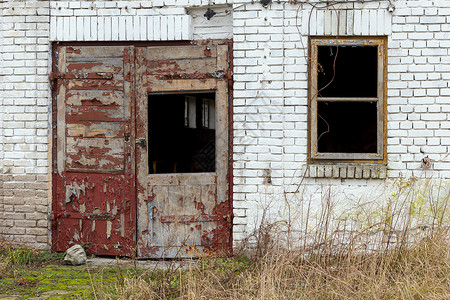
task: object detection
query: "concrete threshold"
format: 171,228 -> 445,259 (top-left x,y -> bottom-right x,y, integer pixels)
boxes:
86,257 -> 198,270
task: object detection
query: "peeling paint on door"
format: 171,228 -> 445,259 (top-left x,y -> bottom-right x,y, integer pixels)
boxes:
135,43 -> 233,258
52,45 -> 136,256
53,42 -> 232,258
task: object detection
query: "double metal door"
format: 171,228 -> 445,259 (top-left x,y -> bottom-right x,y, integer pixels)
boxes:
52,43 -> 232,258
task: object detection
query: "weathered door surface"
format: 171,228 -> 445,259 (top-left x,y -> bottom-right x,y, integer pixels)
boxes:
52,46 -> 136,256
53,43 -> 232,258
135,44 -> 232,258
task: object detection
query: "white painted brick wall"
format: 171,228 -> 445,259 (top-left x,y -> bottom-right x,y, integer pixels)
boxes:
49,0 -> 234,41
2,0 -> 450,249
231,0 -> 450,243
0,0 -> 4,234
0,0 -> 234,249
50,15 -> 194,41
0,0 -> 51,248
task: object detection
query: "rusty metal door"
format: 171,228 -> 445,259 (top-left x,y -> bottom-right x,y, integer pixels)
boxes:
52,46 -> 136,256
135,44 -> 232,258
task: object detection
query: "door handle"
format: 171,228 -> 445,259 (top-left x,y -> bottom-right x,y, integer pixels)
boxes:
136,138 -> 146,148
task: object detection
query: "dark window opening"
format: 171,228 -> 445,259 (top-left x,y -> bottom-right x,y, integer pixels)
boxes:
317,46 -> 378,98
317,101 -> 377,153
148,92 -> 216,174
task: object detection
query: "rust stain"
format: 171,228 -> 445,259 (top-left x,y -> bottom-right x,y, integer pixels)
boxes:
66,90 -> 124,106
194,200 -> 205,213
204,46 -> 211,57
66,155 -> 124,171
147,60 -> 180,71
66,47 -> 81,54
55,42 -> 232,259
53,173 -> 135,256
66,122 -> 124,138
124,71 -> 132,82
66,106 -> 124,122
154,71 -> 226,81
53,45 -> 136,257
135,41 -> 233,258
123,48 -> 132,64
147,191 -> 156,203
68,79 -> 123,90
160,214 -> 222,224
67,62 -> 103,72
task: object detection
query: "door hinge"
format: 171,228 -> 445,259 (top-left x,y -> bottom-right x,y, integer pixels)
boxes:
223,214 -> 231,223
50,71 -> 62,91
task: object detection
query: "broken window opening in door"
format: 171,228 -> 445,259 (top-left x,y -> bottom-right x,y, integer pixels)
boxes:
148,92 -> 216,174
310,38 -> 386,161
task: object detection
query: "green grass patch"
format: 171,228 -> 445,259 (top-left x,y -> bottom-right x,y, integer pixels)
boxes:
0,243 -> 130,299
0,264 -> 132,299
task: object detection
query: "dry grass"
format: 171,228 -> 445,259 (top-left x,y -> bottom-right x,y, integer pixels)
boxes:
97,179 -> 450,299
96,228 -> 449,300
183,232 -> 449,299
69,178 -> 445,298
0,238 -> 65,276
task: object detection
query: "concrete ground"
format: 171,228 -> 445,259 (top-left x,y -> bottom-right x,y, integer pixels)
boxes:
87,256 -> 197,270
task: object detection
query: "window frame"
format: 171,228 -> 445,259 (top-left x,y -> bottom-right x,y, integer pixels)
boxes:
309,37 -> 387,162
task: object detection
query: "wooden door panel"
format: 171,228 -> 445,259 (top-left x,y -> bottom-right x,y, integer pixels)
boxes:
66,59 -> 125,73
144,78 -> 222,93
65,90 -> 125,106
66,122 -> 124,138
149,184 -> 217,217
66,79 -> 125,90
53,45 -> 136,256
136,44 -> 232,258
64,46 -> 126,59
145,57 -> 219,75
66,105 -> 126,122
144,46 -> 218,60
55,174 -> 134,256
53,43 -> 231,258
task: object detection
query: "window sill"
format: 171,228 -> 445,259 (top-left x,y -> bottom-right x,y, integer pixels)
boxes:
306,163 -> 387,179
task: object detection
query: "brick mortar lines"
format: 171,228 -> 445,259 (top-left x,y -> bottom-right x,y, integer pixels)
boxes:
2,0 -> 450,247
1,0 -> 5,238
231,1 -> 450,242
1,0 -> 4,234
1,0 -> 50,248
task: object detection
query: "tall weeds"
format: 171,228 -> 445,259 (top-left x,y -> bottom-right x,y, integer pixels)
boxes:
98,178 -> 450,299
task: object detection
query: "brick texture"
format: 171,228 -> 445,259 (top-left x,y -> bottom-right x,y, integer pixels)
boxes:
1,0 -> 450,249
231,0 -> 450,241
0,0 -> 234,249
0,0 -> 50,249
